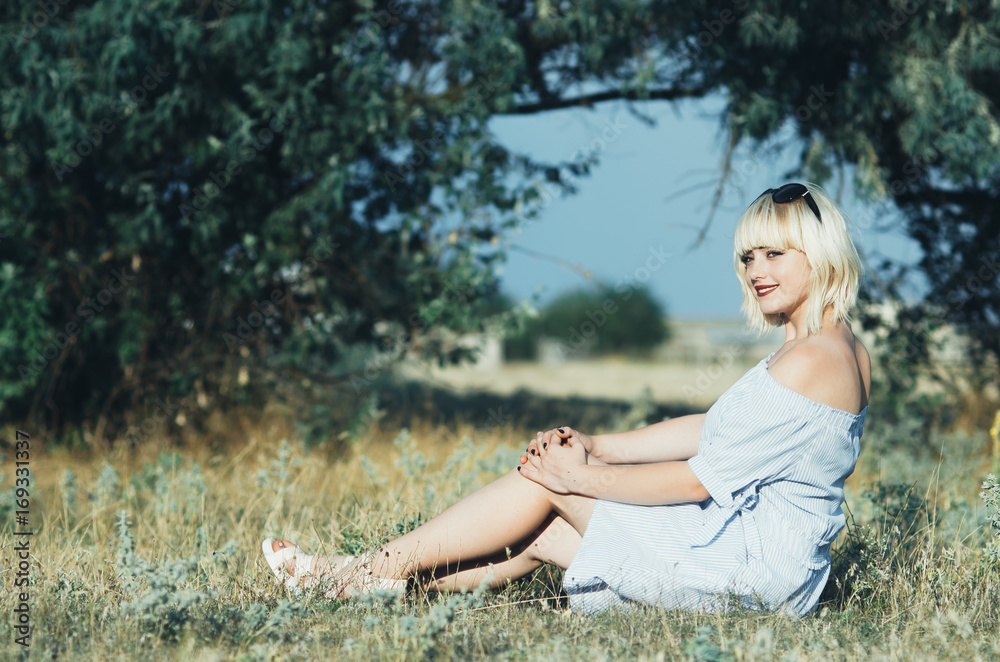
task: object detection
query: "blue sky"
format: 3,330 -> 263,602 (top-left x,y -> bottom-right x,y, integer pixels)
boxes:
489,95 -> 923,319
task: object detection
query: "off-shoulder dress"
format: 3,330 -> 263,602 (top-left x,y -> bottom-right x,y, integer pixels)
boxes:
563,352 -> 866,616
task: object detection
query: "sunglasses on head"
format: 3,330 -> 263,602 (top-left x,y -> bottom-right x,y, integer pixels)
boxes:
756,182 -> 822,224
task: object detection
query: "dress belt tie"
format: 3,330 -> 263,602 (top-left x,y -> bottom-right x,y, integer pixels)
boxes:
690,490 -> 763,562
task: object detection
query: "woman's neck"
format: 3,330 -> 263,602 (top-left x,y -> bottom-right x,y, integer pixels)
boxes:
781,306 -> 840,343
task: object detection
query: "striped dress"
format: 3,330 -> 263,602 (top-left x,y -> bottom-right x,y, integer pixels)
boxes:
563,352 -> 866,617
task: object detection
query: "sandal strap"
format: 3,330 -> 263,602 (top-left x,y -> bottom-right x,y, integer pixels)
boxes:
261,538 -> 315,593
338,552 -> 406,597
262,539 -> 404,599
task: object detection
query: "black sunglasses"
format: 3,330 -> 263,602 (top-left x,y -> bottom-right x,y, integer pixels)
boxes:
756,183 -> 822,224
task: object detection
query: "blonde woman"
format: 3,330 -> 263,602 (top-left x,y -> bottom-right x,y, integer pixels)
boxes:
263,183 -> 870,616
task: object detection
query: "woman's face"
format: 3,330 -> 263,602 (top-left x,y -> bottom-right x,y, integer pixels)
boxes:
740,247 -> 812,319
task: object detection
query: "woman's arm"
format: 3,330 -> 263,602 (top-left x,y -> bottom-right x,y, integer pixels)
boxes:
529,414 -> 705,466
574,461 -> 709,504
520,438 -> 710,505
589,414 -> 706,464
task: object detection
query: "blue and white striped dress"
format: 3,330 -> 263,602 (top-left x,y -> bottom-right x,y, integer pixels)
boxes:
563,352 -> 866,617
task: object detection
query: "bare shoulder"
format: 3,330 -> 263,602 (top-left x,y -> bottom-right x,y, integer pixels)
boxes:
767,337 -> 868,415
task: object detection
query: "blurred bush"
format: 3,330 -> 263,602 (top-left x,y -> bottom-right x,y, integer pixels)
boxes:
501,284 -> 669,360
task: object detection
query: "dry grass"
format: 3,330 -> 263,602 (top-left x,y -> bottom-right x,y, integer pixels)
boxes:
399,356 -> 761,409
1,399 -> 1000,660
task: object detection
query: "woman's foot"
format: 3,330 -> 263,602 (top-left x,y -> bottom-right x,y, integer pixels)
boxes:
261,538 -> 323,593
267,539 -> 309,576
261,538 -> 406,598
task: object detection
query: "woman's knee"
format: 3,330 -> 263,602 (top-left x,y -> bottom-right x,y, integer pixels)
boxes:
550,493 -> 596,537
526,516 -> 582,568
503,469 -> 596,535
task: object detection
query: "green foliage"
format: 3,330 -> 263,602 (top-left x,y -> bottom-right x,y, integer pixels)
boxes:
116,510 -> 213,642
91,463 -> 122,509
823,468 -> 1000,612
506,284 -> 668,359
0,0 -> 553,435
393,428 -> 431,479
358,579 -> 492,660
982,474 -> 1000,564
823,479 -> 935,610
114,509 -> 308,649
129,451 -> 208,521
254,438 -> 304,497
60,468 -> 79,518
855,292 -> 986,453
825,521 -> 896,609
5,0 -> 1000,436
864,481 -> 928,538
701,1 -> 1000,376
685,626 -> 724,662
0,471 -> 14,529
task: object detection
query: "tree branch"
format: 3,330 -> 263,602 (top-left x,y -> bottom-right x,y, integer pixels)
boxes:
503,85 -> 709,115
689,125 -> 739,249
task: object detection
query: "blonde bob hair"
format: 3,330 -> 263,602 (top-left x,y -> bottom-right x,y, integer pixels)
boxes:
733,183 -> 863,335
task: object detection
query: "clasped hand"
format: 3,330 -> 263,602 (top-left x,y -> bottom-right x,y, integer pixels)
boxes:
517,426 -> 589,494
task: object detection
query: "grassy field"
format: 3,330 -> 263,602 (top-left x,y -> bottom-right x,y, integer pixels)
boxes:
2,373 -> 1000,660
398,354 -> 763,408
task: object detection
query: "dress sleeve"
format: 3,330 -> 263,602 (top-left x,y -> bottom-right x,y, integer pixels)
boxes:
686,384 -> 814,508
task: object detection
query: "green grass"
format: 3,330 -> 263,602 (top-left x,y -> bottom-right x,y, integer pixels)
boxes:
1,408 -> 999,661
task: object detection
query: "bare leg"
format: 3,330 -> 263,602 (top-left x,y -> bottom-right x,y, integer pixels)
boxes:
273,469 -> 595,592
419,514 -> 583,592
365,469 -> 595,579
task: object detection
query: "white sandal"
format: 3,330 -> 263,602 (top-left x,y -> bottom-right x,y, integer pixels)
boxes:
261,537 -> 353,594
332,552 -> 408,598
261,539 -> 406,598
